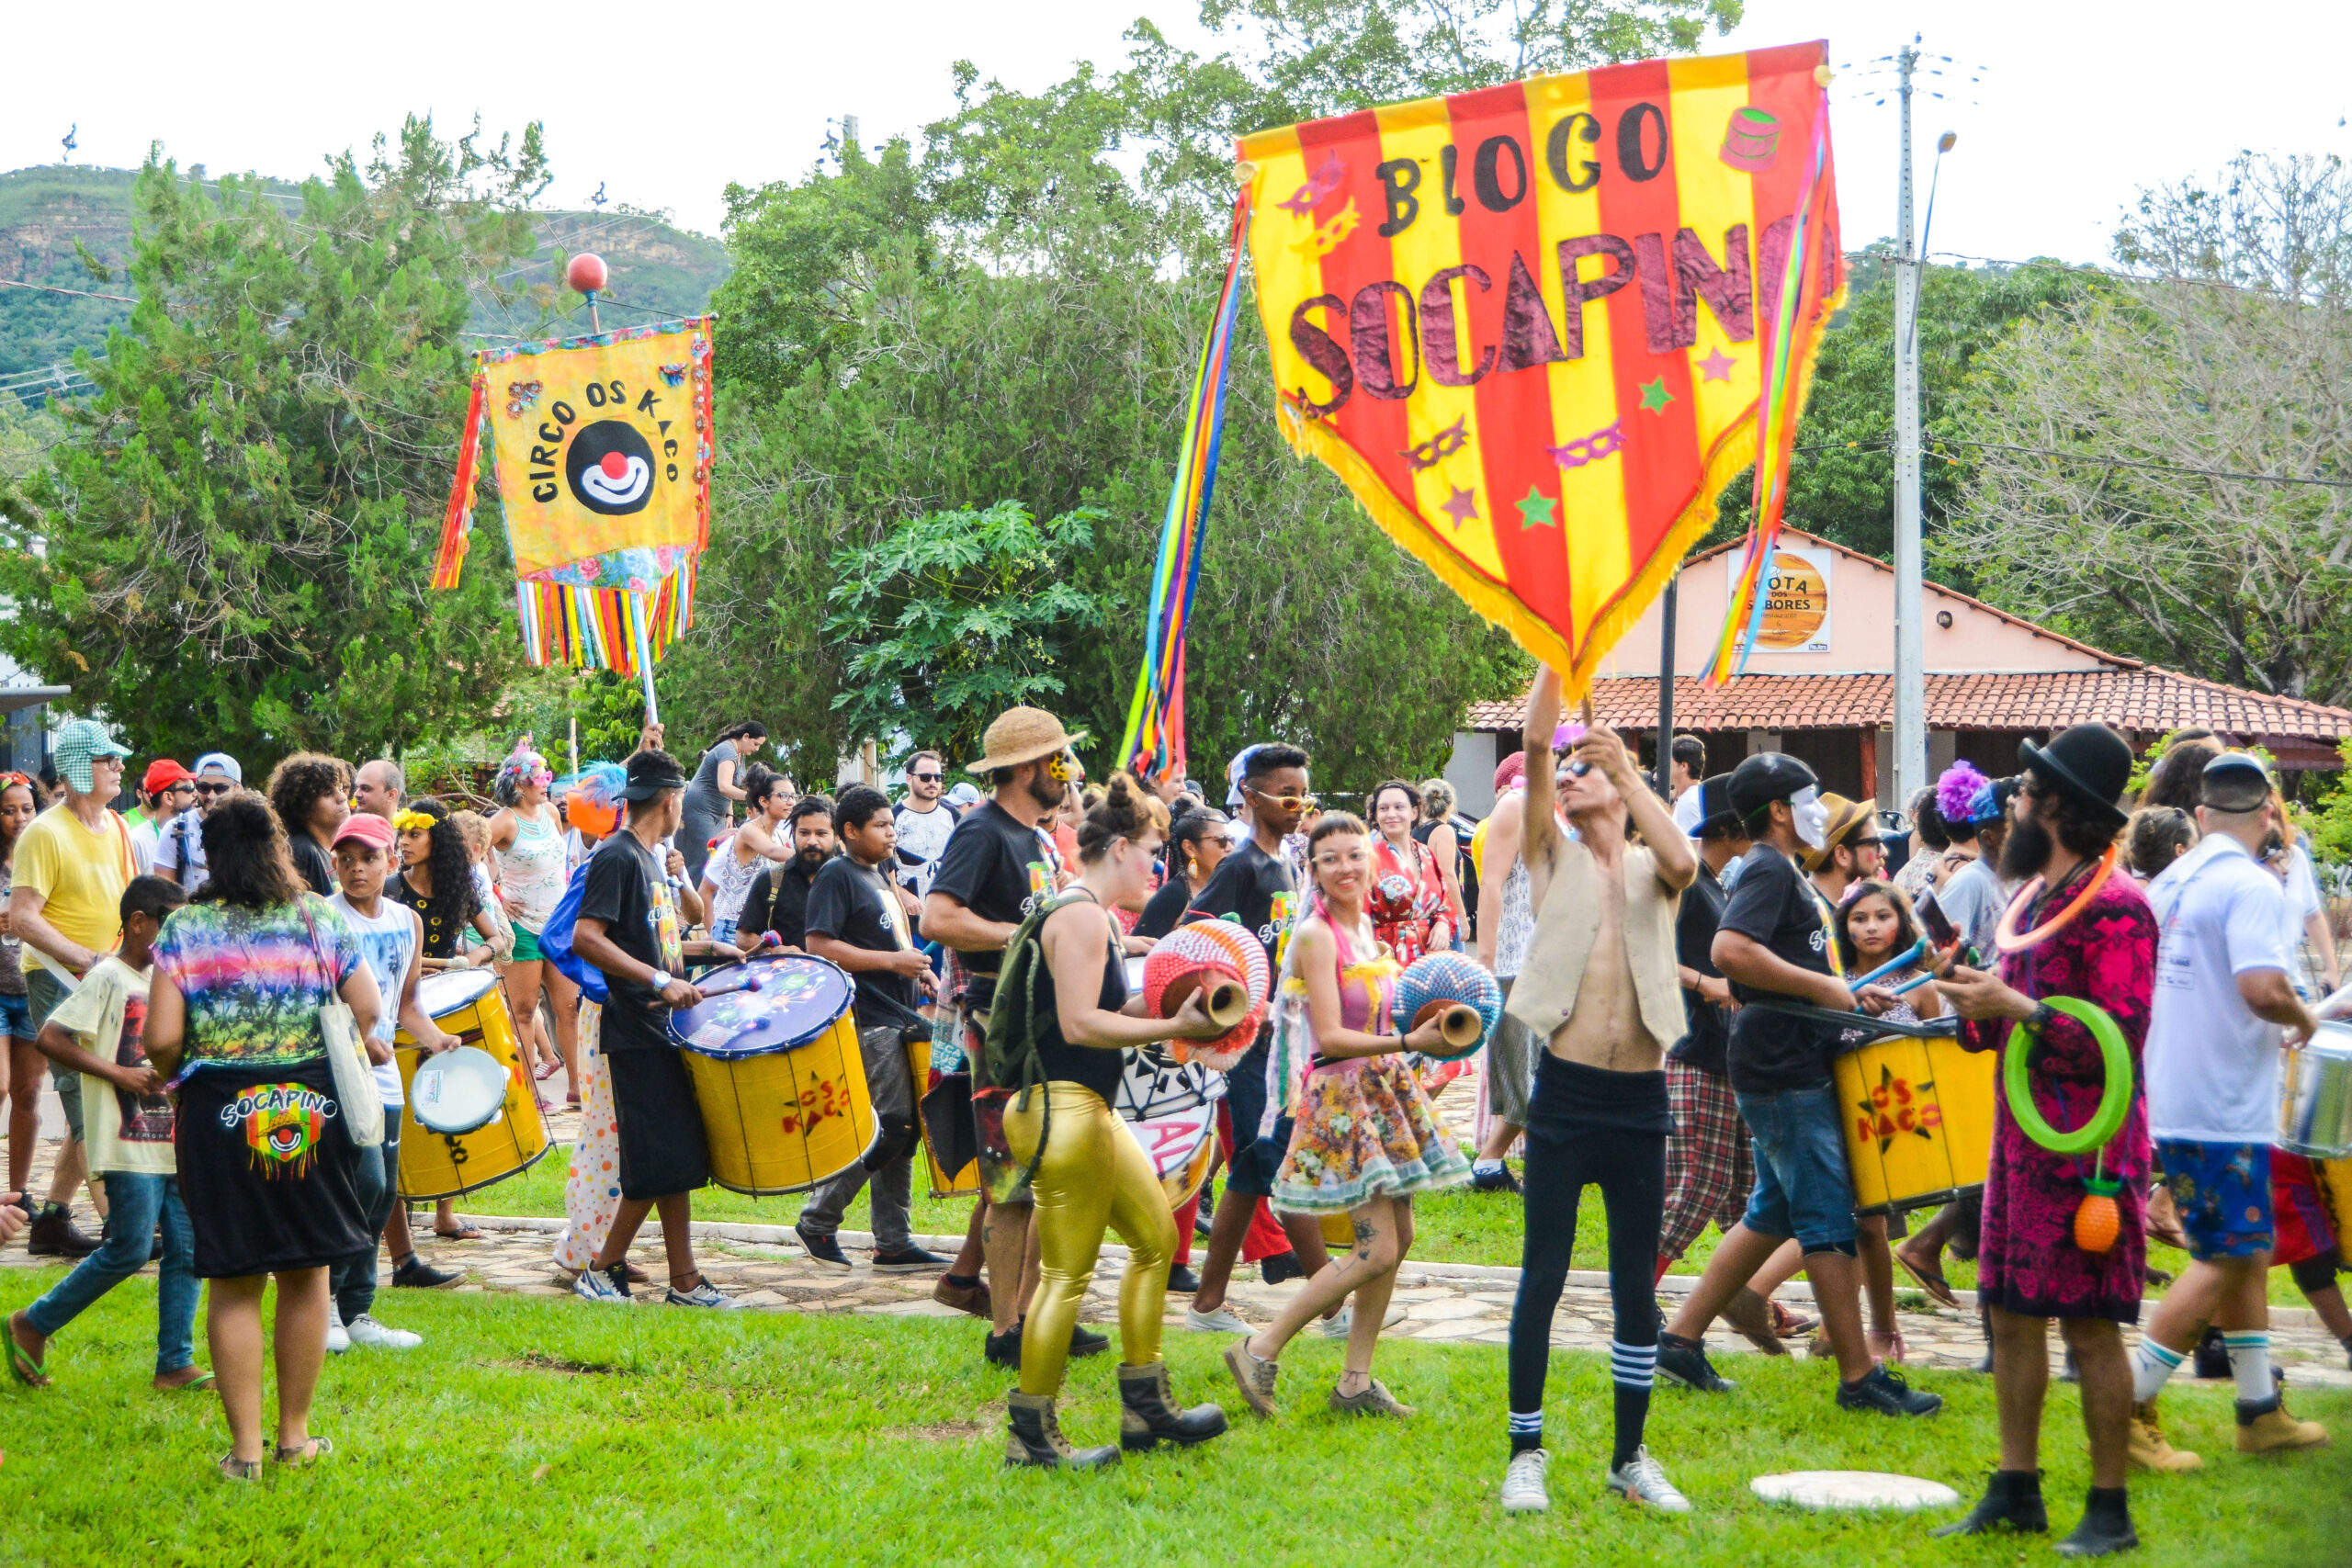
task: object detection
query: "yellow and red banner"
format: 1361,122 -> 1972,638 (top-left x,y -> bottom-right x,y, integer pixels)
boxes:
1238,43 -> 1841,695
435,318 -> 714,673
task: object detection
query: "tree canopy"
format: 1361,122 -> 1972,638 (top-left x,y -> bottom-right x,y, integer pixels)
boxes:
0,118 -> 551,762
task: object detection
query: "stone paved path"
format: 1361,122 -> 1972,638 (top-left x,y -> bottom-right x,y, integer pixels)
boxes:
7,1077 -> 2348,1387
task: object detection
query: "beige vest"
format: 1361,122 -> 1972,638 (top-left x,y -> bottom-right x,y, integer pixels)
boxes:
1503,840 -> 1689,1053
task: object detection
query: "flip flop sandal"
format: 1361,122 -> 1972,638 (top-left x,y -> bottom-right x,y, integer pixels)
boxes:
274,1435 -> 334,1467
1893,1250 -> 1960,1310
217,1454 -> 262,1482
434,1224 -> 486,1242
6,1335 -> 49,1392
159,1369 -> 217,1393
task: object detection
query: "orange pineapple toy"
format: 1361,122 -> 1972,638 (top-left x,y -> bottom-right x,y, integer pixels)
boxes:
2074,1172 -> 2123,1254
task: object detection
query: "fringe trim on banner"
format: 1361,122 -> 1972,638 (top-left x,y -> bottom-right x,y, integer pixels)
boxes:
515,566 -> 695,677
1118,188 -> 1252,780
432,370 -> 488,589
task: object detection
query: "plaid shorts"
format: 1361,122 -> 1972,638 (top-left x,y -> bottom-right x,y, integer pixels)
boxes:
1659,1059 -> 1754,1262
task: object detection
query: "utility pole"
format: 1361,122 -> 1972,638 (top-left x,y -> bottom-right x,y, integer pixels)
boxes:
1654,573 -> 1677,802
1890,40 -> 1928,813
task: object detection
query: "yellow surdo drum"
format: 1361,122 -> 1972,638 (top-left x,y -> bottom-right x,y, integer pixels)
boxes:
1832,1032 -> 1997,1215
394,967 -> 550,1201
1113,1046 -> 1225,1211
669,954 -> 876,1195
907,1032 -> 980,1199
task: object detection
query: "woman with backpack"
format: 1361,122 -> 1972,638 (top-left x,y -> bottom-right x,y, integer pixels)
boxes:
993,773 -> 1232,1470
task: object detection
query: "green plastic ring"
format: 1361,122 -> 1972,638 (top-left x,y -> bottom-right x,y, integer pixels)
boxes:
2003,997 -> 2133,1156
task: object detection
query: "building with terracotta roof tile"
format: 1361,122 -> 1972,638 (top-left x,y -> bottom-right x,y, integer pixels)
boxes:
1444,530 -> 2352,815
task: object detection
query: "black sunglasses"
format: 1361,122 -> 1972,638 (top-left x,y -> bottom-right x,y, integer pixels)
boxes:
194,782 -> 232,796
910,772 -> 944,783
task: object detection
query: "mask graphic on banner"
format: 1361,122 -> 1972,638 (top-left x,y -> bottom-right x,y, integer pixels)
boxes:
1792,784 -> 1828,852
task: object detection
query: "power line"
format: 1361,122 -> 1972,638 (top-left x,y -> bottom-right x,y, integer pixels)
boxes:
1780,432 -> 2352,491
1929,435 -> 2352,491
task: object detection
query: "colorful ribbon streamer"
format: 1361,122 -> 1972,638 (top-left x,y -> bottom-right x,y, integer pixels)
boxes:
1706,86 -> 1835,685
1118,189 -> 1253,783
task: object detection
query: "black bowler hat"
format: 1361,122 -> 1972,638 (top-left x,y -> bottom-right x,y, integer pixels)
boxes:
2018,725 -> 2132,830
1687,772 -> 1743,840
618,748 -> 690,802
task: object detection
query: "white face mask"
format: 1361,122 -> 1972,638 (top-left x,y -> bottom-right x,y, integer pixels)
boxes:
1791,785 -> 1829,852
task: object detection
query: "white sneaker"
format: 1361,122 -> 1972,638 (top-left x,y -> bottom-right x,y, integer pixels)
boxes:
324,1305 -> 351,1354
1501,1448 -> 1551,1514
1319,1303 -> 1409,1338
1186,1303 -> 1251,1334
571,1263 -> 632,1305
1606,1445 -> 1691,1513
345,1314 -> 422,1350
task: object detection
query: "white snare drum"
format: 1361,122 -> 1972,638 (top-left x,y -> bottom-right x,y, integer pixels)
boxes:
2279,1023 -> 2352,1159
1114,1047 -> 1226,1210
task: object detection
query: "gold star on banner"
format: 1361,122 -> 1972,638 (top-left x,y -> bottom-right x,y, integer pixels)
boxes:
1515,485 -> 1557,529
1638,377 -> 1674,413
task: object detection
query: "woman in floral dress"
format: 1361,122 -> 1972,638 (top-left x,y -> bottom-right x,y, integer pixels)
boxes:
1223,812 -> 1469,1422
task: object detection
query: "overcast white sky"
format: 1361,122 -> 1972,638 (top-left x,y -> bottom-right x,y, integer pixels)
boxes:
5,1 -> 2348,265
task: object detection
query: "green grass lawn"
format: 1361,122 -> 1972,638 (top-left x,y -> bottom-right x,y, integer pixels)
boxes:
3,1269 -> 2346,1567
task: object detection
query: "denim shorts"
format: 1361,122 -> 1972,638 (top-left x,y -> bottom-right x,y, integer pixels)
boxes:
1221,1032 -> 1283,1198
2157,1138 -> 2272,1260
0,988 -> 28,1041
1734,1080 -> 1859,1253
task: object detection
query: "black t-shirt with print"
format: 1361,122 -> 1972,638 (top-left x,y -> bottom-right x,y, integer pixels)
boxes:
804,855 -> 920,1030
1668,861 -> 1733,1077
577,831 -> 684,1055
1185,837 -> 1297,976
928,799 -> 1053,1008
1718,843 -> 1843,1094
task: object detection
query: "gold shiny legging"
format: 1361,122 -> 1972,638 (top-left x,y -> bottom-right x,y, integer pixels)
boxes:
1004,1080 -> 1175,1398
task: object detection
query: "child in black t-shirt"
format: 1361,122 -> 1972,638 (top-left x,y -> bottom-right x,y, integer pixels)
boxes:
797,786 -> 943,1274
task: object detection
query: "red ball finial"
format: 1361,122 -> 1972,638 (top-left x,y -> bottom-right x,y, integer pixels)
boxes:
565,252 -> 609,294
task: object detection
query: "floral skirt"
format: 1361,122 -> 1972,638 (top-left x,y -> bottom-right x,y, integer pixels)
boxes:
1272,1055 -> 1471,1213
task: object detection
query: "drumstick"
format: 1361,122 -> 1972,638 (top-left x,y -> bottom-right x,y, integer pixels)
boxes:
1852,939 -> 1928,989
694,974 -> 767,1000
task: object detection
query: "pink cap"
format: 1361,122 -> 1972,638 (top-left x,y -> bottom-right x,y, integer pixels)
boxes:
331,813 -> 397,854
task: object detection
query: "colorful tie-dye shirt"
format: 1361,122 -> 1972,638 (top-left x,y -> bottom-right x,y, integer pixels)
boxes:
153,893 -> 362,1069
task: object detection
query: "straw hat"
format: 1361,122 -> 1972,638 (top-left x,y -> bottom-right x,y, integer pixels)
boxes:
967,707 -> 1088,776
1800,793 -> 1879,872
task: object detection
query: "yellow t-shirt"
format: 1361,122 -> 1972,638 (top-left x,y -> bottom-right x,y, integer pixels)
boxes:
11,804 -> 132,961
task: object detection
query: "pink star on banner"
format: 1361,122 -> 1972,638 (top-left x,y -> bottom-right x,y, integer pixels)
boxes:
1697,347 -> 1736,383
1441,485 -> 1479,527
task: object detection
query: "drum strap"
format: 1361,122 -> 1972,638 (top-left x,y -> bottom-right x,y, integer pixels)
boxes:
1750,998 -> 1958,1042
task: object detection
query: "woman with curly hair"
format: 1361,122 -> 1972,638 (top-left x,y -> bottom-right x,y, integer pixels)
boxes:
266,753 -> 352,898
389,800 -> 496,975
490,744 -> 576,1094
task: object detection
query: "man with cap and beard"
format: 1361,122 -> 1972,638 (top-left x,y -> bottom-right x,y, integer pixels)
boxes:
1656,752 -> 1941,1420
2104,750 -> 2329,1476
922,706 -> 1110,1367
1936,724 -> 2163,1555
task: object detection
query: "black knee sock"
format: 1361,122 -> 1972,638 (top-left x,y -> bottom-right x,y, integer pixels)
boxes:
1612,1382 -> 1652,1469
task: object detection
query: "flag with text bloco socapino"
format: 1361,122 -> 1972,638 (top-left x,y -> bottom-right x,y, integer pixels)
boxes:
1239,42 -> 1841,695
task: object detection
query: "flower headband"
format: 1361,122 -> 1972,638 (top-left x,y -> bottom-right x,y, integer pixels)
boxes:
392,809 -> 436,834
